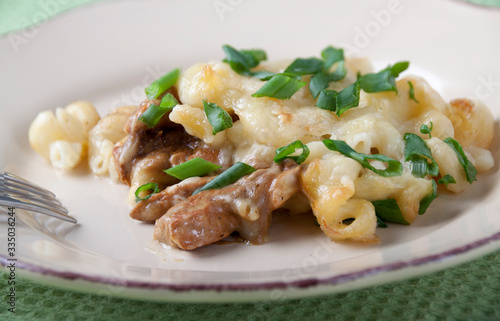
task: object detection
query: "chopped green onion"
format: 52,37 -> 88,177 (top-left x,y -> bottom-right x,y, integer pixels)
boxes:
309,72 -> 330,99
408,80 -> 419,103
222,45 -> 267,76
145,68 -> 180,100
139,93 -> 178,128
372,199 -> 409,225
159,93 -> 179,108
328,60 -> 347,82
138,104 -> 163,128
420,122 -> 433,138
193,162 -> 256,195
252,70 -> 278,80
308,47 -> 346,99
359,69 -> 394,93
323,139 -> 403,177
316,89 -> 338,111
239,49 -> 267,68
403,133 -> 439,178
336,81 -> 361,116
203,100 -> 233,135
358,61 -> 409,93
437,174 -> 456,187
252,74 -> 307,100
321,46 -> 344,70
390,61 -> 410,76
254,72 -> 302,81
376,215 -> 388,228
274,140 -> 310,164
135,183 -> 160,202
223,45 -> 251,75
443,137 -> 477,183
164,157 -> 222,180
419,180 -> 438,215
284,58 -> 324,75
314,80 -> 360,115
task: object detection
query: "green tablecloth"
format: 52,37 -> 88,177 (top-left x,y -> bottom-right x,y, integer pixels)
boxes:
1,1 -> 500,320
1,252 -> 499,321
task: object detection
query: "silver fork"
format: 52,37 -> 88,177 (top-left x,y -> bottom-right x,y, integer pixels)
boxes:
0,172 -> 77,223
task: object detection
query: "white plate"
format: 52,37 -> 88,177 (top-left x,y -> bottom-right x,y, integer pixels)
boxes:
1,0 -> 500,303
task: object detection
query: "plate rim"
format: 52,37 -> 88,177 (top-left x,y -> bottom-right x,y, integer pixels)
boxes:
2,230 -> 499,300
2,0 -> 500,303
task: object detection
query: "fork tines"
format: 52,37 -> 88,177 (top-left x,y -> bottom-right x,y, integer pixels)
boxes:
0,172 -> 77,223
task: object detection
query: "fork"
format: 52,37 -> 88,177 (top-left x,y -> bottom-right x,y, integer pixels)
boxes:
0,172 -> 77,223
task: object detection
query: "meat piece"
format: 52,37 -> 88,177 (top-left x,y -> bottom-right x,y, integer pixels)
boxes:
153,165 -> 302,250
123,132 -> 199,188
130,176 -> 213,222
113,95 -> 228,186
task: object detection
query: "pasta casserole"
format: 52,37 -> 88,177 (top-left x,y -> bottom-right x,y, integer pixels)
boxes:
29,45 -> 495,250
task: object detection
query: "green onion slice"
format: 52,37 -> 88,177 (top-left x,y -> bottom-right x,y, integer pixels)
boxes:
252,70 -> 278,80
284,58 -> 324,75
328,60 -> 347,82
373,199 -> 409,225
164,157 -> 222,180
376,215 -> 388,228
408,80 -> 419,103
316,89 -> 338,111
274,140 -> 310,164
420,122 -> 433,138
443,137 -> 477,183
239,49 -> 267,68
135,183 -> 160,202
315,81 -> 360,115
309,72 -> 330,99
222,45 -> 267,76
159,93 -> 179,108
390,61 -> 410,76
203,100 -> 233,135
418,180 -> 438,215
145,68 -> 180,100
403,133 -> 439,178
321,46 -> 344,70
336,81 -> 361,116
138,104 -> 163,128
437,174 -> 456,187
223,45 -> 252,75
323,139 -> 403,177
308,47 -> 347,99
252,74 -> 307,100
254,72 -> 302,81
193,162 -> 256,195
359,61 -> 409,93
139,93 -> 179,128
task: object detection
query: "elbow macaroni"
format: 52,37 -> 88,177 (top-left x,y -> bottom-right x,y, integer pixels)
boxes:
29,101 -> 100,170
301,153 -> 380,242
88,105 -> 137,179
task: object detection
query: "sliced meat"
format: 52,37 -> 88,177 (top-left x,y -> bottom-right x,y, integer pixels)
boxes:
153,165 -> 302,250
113,95 -> 228,186
124,87 -> 181,136
130,176 -> 213,222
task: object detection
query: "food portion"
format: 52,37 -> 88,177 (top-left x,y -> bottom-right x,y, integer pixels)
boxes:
153,164 -> 301,250
29,101 -> 100,170
29,45 -> 495,250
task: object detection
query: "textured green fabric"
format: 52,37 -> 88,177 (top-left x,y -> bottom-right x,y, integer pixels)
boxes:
1,251 -> 500,321
0,0 -> 102,35
462,0 -> 500,7
1,1 -> 500,320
